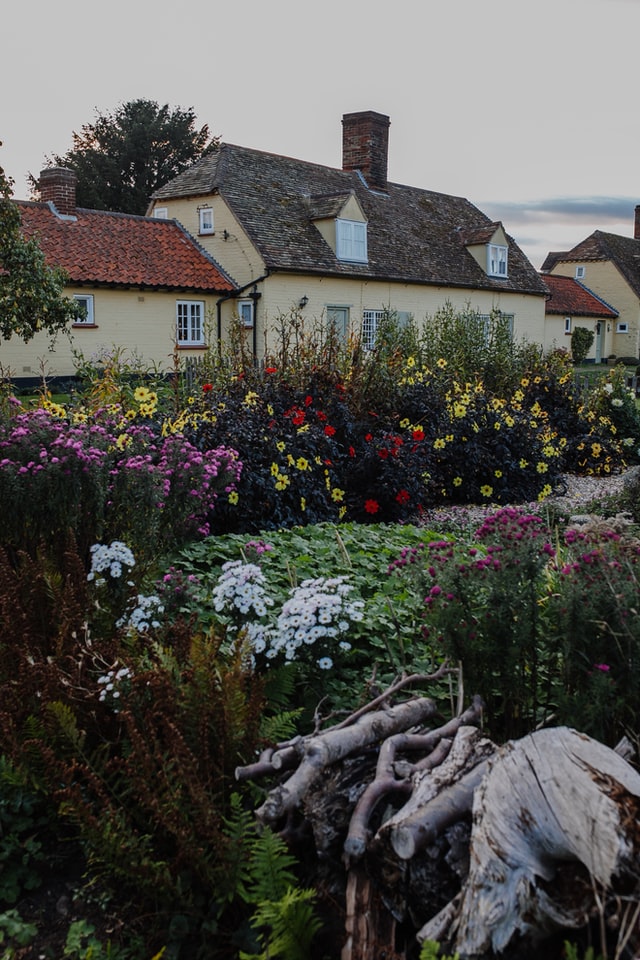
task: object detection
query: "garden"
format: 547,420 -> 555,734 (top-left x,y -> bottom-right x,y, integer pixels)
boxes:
2,306 -> 640,960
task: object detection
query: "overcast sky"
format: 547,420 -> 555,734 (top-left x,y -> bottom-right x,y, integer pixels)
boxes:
3,0 -> 639,268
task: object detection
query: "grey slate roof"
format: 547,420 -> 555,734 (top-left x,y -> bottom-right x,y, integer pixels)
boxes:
541,231 -> 640,300
153,143 -> 547,297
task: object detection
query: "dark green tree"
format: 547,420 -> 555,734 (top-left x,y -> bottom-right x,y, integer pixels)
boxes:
0,147 -> 81,343
45,99 -> 217,215
570,326 -> 595,365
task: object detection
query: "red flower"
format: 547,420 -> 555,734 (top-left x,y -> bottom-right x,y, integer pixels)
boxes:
335,383 -> 345,392
324,424 -> 336,436
365,433 -> 373,442
364,499 -> 380,514
292,412 -> 305,426
395,489 -> 411,504
349,446 -> 356,458
378,448 -> 389,460
412,428 -> 425,442
316,411 -> 327,422
265,366 -> 277,374
202,383 -> 213,392
304,395 -> 313,407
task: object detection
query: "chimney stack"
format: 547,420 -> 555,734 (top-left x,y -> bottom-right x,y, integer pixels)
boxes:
635,204 -> 640,241
39,167 -> 77,216
342,111 -> 390,192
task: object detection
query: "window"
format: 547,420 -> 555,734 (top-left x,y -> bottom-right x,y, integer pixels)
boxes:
73,294 -> 94,325
478,313 -> 515,340
487,244 -> 508,277
617,321 -> 629,333
336,219 -> 367,263
327,306 -> 350,339
176,300 -> 205,345
154,207 -> 168,219
238,300 -> 254,328
362,309 -> 384,349
575,266 -> 585,279
199,207 -> 214,234
564,317 -> 572,334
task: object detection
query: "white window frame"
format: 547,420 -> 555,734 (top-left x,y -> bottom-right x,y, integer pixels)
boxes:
487,244 -> 508,278
154,207 -> 168,219
362,309 -> 385,350
616,321 -> 629,333
564,316 -> 572,334
575,265 -> 585,279
336,219 -> 368,263
176,300 -> 205,346
73,294 -> 95,325
199,207 -> 214,234
478,313 -> 515,340
238,299 -> 254,328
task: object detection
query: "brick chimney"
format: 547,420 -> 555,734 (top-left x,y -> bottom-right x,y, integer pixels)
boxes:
39,167 -> 77,216
635,204 -> 640,241
342,111 -> 390,192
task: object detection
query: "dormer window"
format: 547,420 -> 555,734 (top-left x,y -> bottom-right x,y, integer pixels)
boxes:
336,219 -> 367,263
575,265 -> 585,279
487,243 -> 508,278
199,207 -> 214,235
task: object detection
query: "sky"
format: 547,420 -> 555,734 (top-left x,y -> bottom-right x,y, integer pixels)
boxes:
3,0 -> 640,269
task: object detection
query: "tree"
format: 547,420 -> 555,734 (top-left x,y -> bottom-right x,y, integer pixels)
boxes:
45,99 -> 217,215
0,147 -> 81,343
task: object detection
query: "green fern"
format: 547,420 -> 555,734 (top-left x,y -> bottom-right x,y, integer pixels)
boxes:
419,940 -> 459,960
259,708 -> 303,744
244,828 -> 298,903
239,887 -> 321,960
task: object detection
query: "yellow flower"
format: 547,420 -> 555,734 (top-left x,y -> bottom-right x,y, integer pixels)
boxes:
495,469 -> 502,478
536,461 -> 548,473
480,485 -> 493,497
296,457 -> 310,471
115,433 -> 131,451
267,404 -> 274,415
399,418 -> 410,429
276,441 -> 286,452
504,415 -> 515,428
134,386 -> 150,401
228,491 -> 239,505
493,421 -> 501,431
514,389 -> 524,402
433,438 -> 446,450
297,424 -> 310,433
275,474 -> 290,490
270,462 -> 280,477
520,377 -> 530,387
519,458 -> 528,468
339,506 -> 347,519
537,484 -> 552,501
331,487 -> 345,502
591,443 -> 602,457
446,434 -> 454,443
436,357 -> 447,369
453,403 -> 466,418
300,497 -> 306,511
243,391 -> 259,407
405,356 -> 416,368
453,476 -> 462,487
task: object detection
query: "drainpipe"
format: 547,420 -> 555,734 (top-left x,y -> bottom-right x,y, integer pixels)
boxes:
215,272 -> 270,356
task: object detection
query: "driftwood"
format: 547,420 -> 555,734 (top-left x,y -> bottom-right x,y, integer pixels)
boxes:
237,680 -> 640,960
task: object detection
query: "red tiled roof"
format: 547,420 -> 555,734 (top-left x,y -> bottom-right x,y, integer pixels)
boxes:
16,202 -> 234,293
542,273 -> 618,318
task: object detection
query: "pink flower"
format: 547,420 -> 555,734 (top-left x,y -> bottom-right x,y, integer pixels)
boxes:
594,663 -> 610,672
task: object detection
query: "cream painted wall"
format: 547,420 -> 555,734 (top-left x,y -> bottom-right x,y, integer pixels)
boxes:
149,195 -> 265,288
237,273 -> 547,360
549,262 -> 640,358
1,286 -> 221,382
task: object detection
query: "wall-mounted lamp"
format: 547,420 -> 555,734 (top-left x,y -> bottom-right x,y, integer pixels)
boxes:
223,229 -> 230,241
299,295 -> 309,309
607,323 -> 611,333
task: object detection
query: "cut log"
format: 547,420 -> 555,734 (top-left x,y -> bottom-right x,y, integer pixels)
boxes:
418,726 -> 640,957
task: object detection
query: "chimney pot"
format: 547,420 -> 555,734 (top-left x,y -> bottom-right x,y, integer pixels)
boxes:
635,204 -> 640,241
342,111 -> 390,192
39,167 -> 77,216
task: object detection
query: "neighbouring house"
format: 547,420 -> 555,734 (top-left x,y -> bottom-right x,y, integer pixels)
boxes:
541,273 -> 618,362
541,208 -> 640,362
148,111 -> 549,357
2,167 -> 235,386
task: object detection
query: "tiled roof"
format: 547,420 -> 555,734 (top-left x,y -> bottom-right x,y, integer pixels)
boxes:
542,231 -> 640,300
16,202 -> 234,293
542,273 -> 618,318
153,143 -> 547,296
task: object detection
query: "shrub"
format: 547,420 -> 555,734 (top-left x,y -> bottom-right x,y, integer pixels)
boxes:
570,326 -> 595,364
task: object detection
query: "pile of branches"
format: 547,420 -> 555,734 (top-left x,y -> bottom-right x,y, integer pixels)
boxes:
237,671 -> 640,959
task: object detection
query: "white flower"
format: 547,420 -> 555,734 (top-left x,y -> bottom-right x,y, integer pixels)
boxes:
88,541 -> 135,581
611,398 -> 623,408
317,657 -> 333,670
